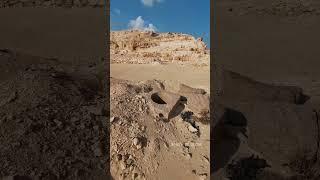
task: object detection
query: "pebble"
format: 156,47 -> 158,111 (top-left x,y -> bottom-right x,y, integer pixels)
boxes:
133,137 -> 139,146
136,144 -> 142,149
110,116 -> 116,123
120,161 -> 127,170
177,118 -> 184,123
185,153 -> 192,159
198,174 -> 207,180
188,125 -> 198,133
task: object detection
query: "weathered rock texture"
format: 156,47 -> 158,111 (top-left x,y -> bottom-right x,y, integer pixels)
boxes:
110,30 -> 209,65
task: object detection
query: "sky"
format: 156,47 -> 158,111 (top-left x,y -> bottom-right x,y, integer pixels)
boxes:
110,0 -> 210,47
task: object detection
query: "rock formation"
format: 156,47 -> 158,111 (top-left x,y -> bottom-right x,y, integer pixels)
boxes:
110,30 -> 209,65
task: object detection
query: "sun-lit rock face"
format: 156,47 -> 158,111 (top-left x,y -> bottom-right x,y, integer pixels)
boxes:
110,30 -> 210,64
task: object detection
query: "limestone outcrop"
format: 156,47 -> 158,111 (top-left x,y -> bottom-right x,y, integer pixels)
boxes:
110,30 -> 209,65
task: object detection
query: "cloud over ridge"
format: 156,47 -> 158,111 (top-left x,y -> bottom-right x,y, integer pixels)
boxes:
128,16 -> 157,32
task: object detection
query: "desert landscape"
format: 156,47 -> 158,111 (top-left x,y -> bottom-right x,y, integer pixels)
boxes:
109,30 -> 210,180
2,0 -> 320,179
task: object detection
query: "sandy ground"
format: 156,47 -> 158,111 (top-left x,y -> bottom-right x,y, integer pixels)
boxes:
0,8 -> 105,62
215,0 -> 320,94
110,63 -> 210,93
110,77 -> 210,180
0,7 -> 109,180
212,0 -> 320,179
109,31 -> 210,179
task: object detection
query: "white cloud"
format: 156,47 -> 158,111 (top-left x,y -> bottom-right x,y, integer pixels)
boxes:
128,16 -> 157,32
141,0 -> 163,7
114,8 -> 121,15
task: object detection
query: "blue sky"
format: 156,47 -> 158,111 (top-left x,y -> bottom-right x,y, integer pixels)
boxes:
110,0 -> 210,47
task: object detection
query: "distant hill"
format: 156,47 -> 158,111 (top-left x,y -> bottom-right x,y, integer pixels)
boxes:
110,30 -> 210,64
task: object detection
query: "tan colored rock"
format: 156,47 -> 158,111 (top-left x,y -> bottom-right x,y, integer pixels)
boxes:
110,30 -> 209,64
149,91 -> 187,120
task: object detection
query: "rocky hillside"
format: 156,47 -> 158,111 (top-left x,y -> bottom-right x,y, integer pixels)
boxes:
110,30 -> 210,65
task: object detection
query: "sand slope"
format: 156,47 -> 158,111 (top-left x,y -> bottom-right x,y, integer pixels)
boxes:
111,63 -> 210,93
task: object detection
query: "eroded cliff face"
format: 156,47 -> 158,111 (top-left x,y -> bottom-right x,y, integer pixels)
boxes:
110,30 -> 210,65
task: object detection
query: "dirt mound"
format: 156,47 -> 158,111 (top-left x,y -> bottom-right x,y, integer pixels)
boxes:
0,50 -> 109,179
212,66 -> 320,180
110,78 -> 210,180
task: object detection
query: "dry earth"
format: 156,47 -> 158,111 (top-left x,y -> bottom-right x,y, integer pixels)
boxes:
0,8 -> 105,62
213,0 -> 320,179
110,30 -> 210,180
0,49 -> 109,180
212,65 -> 320,180
0,7 -> 108,180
